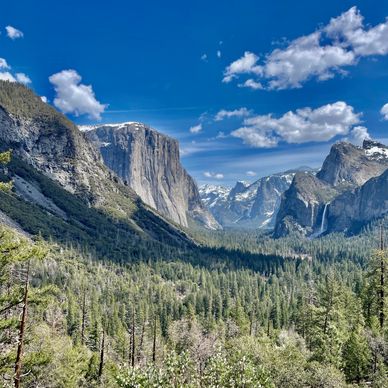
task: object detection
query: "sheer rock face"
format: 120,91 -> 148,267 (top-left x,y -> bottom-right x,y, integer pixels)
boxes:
328,169 -> 388,233
274,140 -> 388,237
83,123 -> 220,229
274,173 -> 337,237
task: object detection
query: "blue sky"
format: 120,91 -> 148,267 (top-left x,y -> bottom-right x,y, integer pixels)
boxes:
1,0 -> 388,186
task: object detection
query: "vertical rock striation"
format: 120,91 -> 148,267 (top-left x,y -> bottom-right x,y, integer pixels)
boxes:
83,122 -> 220,229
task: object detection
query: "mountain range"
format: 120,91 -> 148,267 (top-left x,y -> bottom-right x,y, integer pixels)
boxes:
199,167 -> 313,229
0,80 -> 387,244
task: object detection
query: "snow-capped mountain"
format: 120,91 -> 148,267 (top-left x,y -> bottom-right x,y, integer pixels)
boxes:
199,168 -> 312,229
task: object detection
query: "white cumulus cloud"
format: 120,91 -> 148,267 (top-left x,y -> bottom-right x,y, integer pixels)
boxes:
246,171 -> 257,177
223,51 -> 262,83
223,7 -> 388,90
6,26 -> 24,39
49,69 -> 106,120
0,72 -> 16,82
0,57 -> 31,84
231,101 -> 361,148
15,73 -> 31,84
347,125 -> 370,145
381,103 -> 388,120
325,7 -> 388,56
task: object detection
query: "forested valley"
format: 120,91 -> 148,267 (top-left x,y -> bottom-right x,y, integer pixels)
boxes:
1,150 -> 388,387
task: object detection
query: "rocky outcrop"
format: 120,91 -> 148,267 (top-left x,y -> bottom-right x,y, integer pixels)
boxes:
274,140 -> 388,237
82,122 -> 220,229
317,141 -> 388,187
0,85 -> 114,205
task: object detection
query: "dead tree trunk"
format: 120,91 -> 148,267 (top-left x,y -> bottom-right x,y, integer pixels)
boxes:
14,261 -> 30,388
137,321 -> 145,363
81,288 -> 86,345
131,309 -> 135,368
379,225 -> 385,330
152,315 -> 157,363
98,330 -> 105,379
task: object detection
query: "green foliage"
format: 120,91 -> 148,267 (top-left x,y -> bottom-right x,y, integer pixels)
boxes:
0,80 -> 77,134
0,227 -> 49,384
342,326 -> 371,383
0,193 -> 388,386
0,150 -> 11,165
0,150 -> 12,192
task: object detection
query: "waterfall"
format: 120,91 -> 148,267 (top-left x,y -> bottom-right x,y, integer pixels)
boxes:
311,203 -> 314,227
320,203 -> 329,234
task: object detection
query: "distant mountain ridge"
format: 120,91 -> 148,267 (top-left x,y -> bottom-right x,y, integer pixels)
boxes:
274,140 -> 388,237
200,167 -> 314,229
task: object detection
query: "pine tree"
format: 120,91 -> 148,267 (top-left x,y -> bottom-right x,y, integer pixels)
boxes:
342,326 -> 371,383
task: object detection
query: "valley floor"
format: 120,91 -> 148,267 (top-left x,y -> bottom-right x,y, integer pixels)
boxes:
1,220 -> 388,387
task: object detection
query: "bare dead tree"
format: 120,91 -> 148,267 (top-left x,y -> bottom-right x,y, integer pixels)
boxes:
14,261 -> 30,388
81,287 -> 87,345
98,330 -> 105,379
152,314 -> 157,363
131,309 -> 135,368
379,224 -> 385,330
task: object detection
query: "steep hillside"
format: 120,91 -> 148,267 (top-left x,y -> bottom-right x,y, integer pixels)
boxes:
0,81 -> 193,254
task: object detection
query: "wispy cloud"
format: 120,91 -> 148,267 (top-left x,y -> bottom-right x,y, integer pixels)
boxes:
204,171 -> 224,179
0,58 -> 10,69
6,26 -> 23,39
180,139 -> 232,157
189,123 -> 202,134
214,107 -> 251,121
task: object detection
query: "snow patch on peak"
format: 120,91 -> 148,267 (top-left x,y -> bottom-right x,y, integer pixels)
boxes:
78,121 -> 141,132
365,146 -> 388,160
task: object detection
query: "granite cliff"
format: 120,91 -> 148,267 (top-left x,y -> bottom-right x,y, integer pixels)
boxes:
82,122 -> 219,229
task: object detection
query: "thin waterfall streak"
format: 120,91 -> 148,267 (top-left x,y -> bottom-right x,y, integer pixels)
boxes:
320,203 -> 329,234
